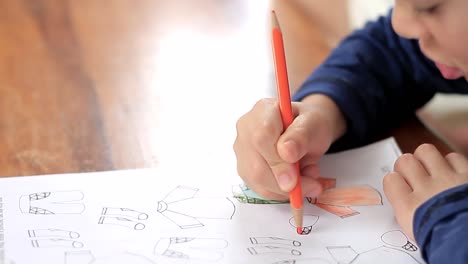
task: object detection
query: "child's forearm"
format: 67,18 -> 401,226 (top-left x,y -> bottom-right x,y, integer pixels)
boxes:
413,183 -> 468,264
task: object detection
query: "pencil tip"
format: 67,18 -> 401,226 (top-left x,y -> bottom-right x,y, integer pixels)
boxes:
296,227 -> 303,234
271,9 -> 280,29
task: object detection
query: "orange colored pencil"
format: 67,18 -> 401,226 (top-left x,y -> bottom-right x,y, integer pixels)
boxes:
271,10 -> 303,234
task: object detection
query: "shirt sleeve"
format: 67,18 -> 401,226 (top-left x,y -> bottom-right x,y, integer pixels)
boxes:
413,183 -> 468,264
292,9 -> 466,151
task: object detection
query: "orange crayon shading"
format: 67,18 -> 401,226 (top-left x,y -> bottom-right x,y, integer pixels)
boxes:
307,178 -> 383,218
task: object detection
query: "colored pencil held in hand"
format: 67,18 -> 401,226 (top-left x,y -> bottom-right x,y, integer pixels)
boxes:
270,10 -> 304,234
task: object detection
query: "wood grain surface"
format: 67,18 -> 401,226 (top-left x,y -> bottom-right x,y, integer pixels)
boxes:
0,0 -> 451,177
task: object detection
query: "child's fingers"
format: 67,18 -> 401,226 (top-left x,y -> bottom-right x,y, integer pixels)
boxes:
236,151 -> 289,201
413,144 -> 452,176
383,171 -> 416,241
245,100 -> 298,192
301,176 -> 323,198
300,163 -> 320,180
277,112 -> 327,164
445,152 -> 468,174
248,184 -> 289,202
255,144 -> 298,193
253,135 -> 297,192
383,171 -> 413,201
393,153 -> 428,189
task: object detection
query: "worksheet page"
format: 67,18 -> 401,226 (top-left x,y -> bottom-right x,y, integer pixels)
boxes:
0,137 -> 425,264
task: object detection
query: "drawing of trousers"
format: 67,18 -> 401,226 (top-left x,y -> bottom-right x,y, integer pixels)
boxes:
154,237 -> 227,262
19,191 -> 85,215
157,186 -> 235,229
28,228 -> 84,248
65,251 -> 155,264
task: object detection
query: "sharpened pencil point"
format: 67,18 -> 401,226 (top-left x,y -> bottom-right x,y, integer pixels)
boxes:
291,206 -> 304,234
296,227 -> 303,234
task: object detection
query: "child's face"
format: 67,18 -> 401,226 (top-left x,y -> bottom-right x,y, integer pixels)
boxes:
392,0 -> 468,80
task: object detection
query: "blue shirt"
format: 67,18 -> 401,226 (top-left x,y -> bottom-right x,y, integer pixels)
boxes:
292,10 -> 468,264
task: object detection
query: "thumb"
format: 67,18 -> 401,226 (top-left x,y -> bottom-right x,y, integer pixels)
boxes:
277,122 -> 322,165
277,109 -> 332,165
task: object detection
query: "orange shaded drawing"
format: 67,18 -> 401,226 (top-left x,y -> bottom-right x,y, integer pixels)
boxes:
307,178 -> 382,218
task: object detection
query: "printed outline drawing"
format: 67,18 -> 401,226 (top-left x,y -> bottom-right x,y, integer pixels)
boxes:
306,178 -> 382,218
19,190 -> 85,215
157,185 -> 236,229
326,245 -> 421,264
232,184 -> 285,204
381,230 -> 418,252
249,237 -> 301,247
101,207 -> 149,220
248,236 -> 302,256
28,228 -> 83,248
247,246 -> 302,256
28,228 -> 80,239
98,207 -> 148,230
289,214 -> 319,235
272,259 -> 332,264
65,250 -> 156,264
154,237 -> 228,262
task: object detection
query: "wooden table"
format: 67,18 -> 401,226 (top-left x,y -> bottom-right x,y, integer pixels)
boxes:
0,0 -> 451,177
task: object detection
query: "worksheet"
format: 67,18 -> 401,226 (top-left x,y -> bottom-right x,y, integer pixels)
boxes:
0,137 -> 425,264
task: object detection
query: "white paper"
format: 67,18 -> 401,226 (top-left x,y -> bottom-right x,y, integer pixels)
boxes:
0,137 -> 425,264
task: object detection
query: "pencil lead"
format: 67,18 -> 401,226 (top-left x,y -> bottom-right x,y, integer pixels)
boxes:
296,227 -> 303,235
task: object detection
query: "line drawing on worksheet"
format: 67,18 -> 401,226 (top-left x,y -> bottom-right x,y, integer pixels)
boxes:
247,236 -> 302,256
98,207 -> 148,230
288,214 -> 319,235
65,250 -> 156,264
249,237 -> 301,247
272,259 -> 332,264
153,237 -> 228,263
19,190 -> 85,215
306,178 -> 382,218
156,185 -> 236,229
27,228 -> 83,248
0,137 -> 423,264
381,230 -> 418,252
233,178 -> 382,219
326,245 -> 421,264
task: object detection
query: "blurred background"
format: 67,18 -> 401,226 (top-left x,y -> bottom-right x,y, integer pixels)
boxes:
0,0 -> 465,178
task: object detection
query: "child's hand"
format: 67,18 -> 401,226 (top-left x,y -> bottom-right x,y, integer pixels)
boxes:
233,94 -> 345,201
383,144 -> 468,240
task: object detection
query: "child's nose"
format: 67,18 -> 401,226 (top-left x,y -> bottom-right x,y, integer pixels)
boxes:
391,3 -> 426,40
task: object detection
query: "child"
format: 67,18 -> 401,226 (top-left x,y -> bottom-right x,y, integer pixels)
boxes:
233,1 -> 468,263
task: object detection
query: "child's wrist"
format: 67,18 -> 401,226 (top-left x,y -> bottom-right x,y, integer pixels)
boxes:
301,94 -> 347,141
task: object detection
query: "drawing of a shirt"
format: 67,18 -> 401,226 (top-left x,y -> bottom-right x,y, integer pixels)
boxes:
154,237 -> 227,262
307,178 -> 382,218
157,186 -> 235,229
19,191 -> 85,215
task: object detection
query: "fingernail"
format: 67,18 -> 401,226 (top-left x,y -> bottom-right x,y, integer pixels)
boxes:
277,173 -> 292,191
